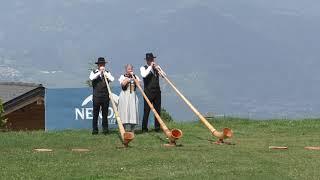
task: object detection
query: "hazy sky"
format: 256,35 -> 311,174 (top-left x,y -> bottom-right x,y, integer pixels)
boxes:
1,1 -> 320,119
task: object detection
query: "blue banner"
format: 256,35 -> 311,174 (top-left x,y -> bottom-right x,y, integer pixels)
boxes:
45,87 -> 154,131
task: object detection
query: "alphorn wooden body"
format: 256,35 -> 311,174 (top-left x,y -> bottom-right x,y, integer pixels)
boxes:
133,77 -> 182,145
103,74 -> 134,147
156,67 -> 233,141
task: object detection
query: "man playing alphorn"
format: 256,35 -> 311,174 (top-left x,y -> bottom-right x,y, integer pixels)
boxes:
89,57 -> 114,135
140,53 -> 161,133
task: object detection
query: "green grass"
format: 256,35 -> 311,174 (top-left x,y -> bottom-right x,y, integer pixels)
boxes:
0,118 -> 320,180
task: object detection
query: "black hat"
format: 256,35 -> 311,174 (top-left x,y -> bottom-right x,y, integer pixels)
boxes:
95,57 -> 107,64
145,53 -> 156,60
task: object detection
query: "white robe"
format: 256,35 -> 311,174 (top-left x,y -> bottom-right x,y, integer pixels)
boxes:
117,75 -> 141,124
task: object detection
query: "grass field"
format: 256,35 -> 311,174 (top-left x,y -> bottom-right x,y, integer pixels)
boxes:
0,118 -> 320,180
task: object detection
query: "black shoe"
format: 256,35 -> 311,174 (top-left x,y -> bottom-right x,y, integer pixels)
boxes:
92,131 -> 99,135
142,128 -> 149,133
155,128 -> 161,133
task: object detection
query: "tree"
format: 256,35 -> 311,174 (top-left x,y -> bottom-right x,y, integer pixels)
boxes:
161,108 -> 173,122
0,98 -> 7,128
85,62 -> 96,87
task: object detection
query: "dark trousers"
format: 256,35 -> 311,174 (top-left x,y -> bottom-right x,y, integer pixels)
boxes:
142,90 -> 161,130
92,96 -> 110,132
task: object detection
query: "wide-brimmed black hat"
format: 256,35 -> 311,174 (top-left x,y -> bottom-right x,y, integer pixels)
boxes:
145,53 -> 156,60
95,57 -> 108,64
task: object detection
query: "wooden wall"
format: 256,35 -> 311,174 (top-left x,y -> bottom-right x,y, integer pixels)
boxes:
4,101 -> 45,131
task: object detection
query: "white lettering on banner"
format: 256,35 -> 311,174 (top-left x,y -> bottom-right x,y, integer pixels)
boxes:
74,94 -> 119,124
75,107 -> 115,120
75,108 -> 84,120
108,108 -> 114,119
97,108 -> 115,119
86,108 -> 93,119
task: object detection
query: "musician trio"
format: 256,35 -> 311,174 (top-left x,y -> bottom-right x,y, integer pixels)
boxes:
89,53 -> 161,135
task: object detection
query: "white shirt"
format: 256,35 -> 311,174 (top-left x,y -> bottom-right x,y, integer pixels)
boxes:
140,65 -> 155,78
118,75 -> 141,85
89,69 -> 114,82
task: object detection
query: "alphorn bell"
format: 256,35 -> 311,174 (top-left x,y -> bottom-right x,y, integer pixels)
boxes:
132,76 -> 183,146
155,65 -> 233,143
103,73 -> 134,147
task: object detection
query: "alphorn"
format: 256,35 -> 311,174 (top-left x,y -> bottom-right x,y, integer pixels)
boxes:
103,74 -> 134,147
132,76 -> 182,145
155,66 -> 233,143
